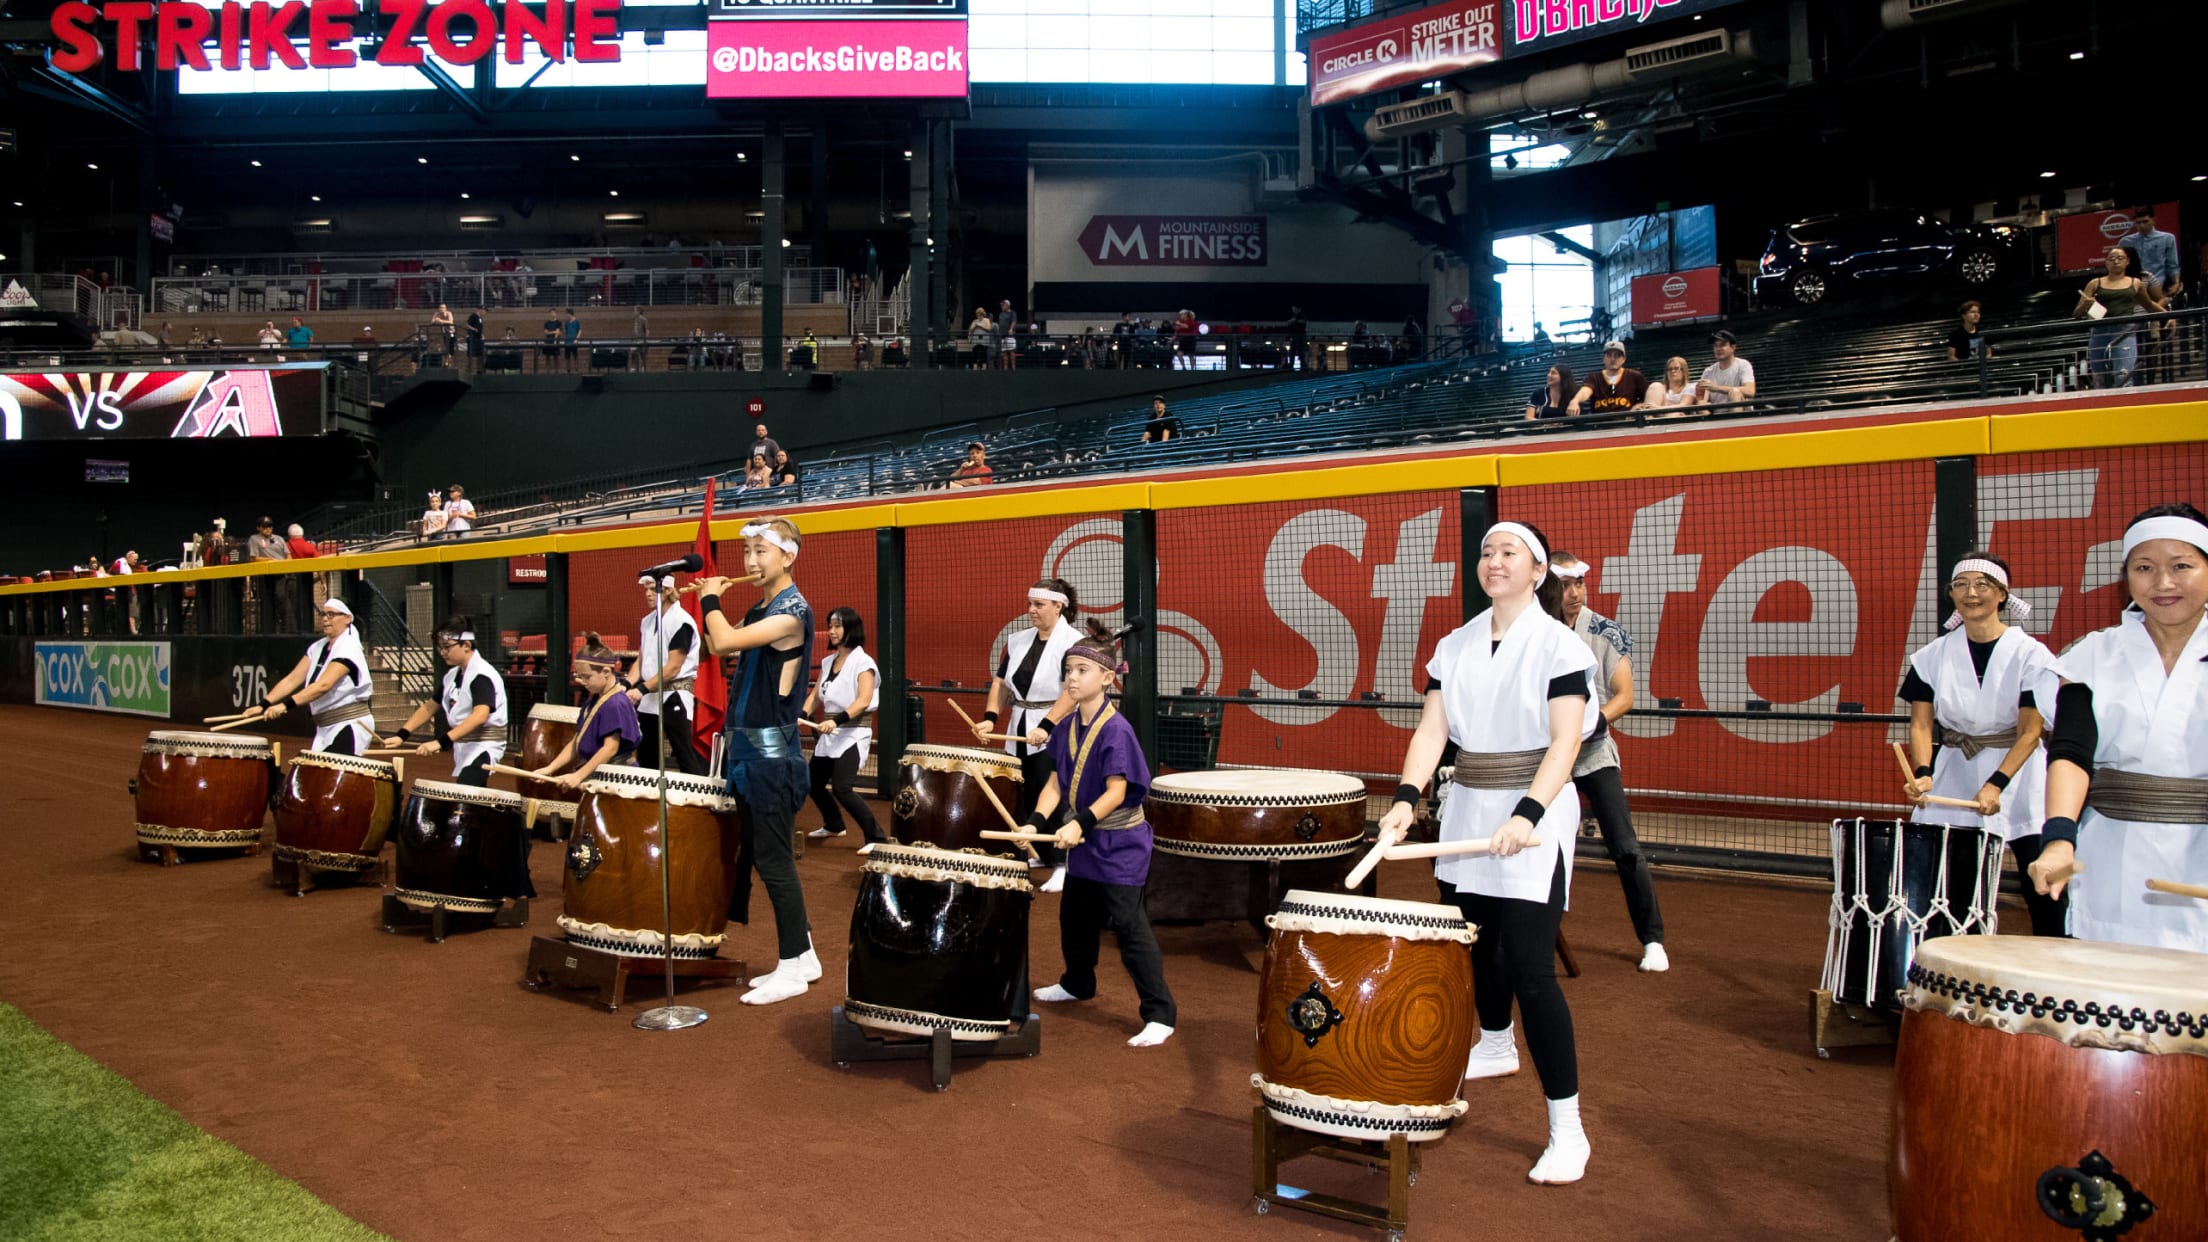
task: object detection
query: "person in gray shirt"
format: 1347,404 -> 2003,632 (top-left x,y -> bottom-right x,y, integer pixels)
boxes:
1553,552 -> 1668,971
1699,330 -> 1757,405
246,516 -> 289,562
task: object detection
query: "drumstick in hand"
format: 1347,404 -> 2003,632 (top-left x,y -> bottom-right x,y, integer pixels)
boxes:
489,762 -> 544,782
1918,793 -> 1991,811
204,709 -> 262,724
946,697 -> 982,731
1343,830 -> 1400,891
207,715 -> 268,733
1383,835 -> 1542,861
966,766 -> 1042,862
2147,878 -> 2208,900
1891,741 -> 1925,790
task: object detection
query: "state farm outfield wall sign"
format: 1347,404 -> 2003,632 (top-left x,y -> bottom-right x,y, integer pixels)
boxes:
1075,216 -> 1267,267
49,0 -> 623,73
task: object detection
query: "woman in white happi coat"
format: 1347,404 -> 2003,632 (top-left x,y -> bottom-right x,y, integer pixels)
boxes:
974,577 -> 1080,891
258,598 -> 377,754
381,616 -> 509,786
1899,551 -> 2064,935
803,606 -> 884,845
1375,520 -> 1599,1186
2031,503 -> 2208,953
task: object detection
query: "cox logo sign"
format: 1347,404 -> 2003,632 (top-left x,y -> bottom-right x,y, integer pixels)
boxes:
1661,275 -> 1689,299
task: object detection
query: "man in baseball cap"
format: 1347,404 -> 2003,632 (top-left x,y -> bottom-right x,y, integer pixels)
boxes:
1700,329 -> 1757,405
1567,340 -> 1650,416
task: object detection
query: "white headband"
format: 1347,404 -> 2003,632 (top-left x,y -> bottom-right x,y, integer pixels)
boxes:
1481,522 -> 1549,581
1551,561 -> 1589,581
743,523 -> 799,558
2122,515 -> 2208,561
640,574 -> 674,590
321,599 -> 353,618
1028,587 -> 1070,605
1943,558 -> 2030,629
440,630 -> 476,643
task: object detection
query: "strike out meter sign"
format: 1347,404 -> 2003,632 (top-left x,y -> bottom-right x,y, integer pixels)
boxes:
49,0 -> 625,72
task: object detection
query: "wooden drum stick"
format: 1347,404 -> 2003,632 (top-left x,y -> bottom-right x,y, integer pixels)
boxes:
1343,832 -> 1399,890
207,715 -> 269,733
966,764 -> 1042,862
2147,878 -> 2208,901
1891,741 -> 1922,787
946,696 -> 983,731
1918,793 -> 1991,811
203,710 -> 261,724
489,762 -> 543,782
981,829 -> 1058,844
1383,835 -> 1541,861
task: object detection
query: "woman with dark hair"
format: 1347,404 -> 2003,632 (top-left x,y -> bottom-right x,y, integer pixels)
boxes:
976,576 -> 1081,891
802,606 -> 884,845
2073,243 -> 2165,388
1373,518 -> 1598,1185
1898,551 -> 2064,935
2030,502 -> 2208,952
1524,364 -> 1575,421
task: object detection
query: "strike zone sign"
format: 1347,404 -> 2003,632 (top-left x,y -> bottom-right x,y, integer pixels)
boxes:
48,0 -> 624,72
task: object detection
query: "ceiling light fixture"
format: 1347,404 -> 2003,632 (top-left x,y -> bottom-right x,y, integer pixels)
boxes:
609,190 -> 620,197
250,159 -> 263,167
311,195 -> 322,202
570,154 -> 582,162
460,192 -> 471,199
2039,170 -> 2057,179
2068,51 -> 2085,60
87,162 -> 99,170
417,157 -> 428,165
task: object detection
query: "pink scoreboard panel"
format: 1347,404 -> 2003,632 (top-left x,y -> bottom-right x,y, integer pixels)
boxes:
706,0 -> 967,100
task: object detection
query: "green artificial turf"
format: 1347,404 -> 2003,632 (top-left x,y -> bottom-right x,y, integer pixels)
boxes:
0,1003 -> 387,1242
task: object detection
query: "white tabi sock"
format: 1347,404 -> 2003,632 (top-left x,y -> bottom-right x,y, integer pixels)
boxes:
739,972 -> 809,1005
1464,1025 -> 1520,1079
1040,866 -> 1067,893
1127,1022 -> 1174,1047
1032,984 -> 1078,1003
1529,1094 -> 1591,1185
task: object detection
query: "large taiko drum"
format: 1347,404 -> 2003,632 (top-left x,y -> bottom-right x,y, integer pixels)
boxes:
514,703 -> 580,818
845,842 -> 1033,1041
133,731 -> 277,855
395,780 -> 531,914
272,752 -> 399,876
1891,936 -> 2208,1240
890,744 -> 1024,856
1148,768 -> 1369,861
1253,890 -> 1479,1143
559,767 -> 742,958
1820,817 -> 2004,1009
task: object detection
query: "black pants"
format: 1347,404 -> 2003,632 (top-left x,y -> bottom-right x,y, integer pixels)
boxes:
637,700 -> 706,776
1441,859 -> 1578,1100
2005,832 -> 2071,938
808,748 -> 884,842
1016,750 -> 1064,868
322,726 -> 360,756
729,755 -> 813,960
1058,875 -> 1175,1027
453,752 -> 492,787
1573,764 -> 1665,945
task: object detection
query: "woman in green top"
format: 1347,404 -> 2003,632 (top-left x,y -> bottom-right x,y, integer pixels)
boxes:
2073,243 -> 2165,388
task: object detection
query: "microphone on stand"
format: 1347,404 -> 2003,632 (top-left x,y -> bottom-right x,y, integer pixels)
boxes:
639,553 -> 703,580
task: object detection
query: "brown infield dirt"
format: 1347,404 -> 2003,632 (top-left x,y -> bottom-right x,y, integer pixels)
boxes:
0,704 -> 1908,1241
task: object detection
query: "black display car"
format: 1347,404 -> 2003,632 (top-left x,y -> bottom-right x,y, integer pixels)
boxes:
1754,211 -> 2024,306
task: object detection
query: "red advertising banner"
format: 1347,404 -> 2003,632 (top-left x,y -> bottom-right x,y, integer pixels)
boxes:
1074,216 -> 1267,267
1307,0 -> 1500,107
2055,202 -> 2181,275
705,18 -> 968,98
508,554 -> 547,586
1629,266 -> 1722,326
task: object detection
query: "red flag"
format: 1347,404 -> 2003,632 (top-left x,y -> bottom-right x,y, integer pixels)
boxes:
686,477 -> 727,755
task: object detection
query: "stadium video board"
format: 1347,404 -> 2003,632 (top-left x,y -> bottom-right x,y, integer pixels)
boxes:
705,11 -> 968,98
0,368 -> 325,441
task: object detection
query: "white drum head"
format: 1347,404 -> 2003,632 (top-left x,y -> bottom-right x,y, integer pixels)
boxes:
144,730 -> 273,757
904,744 -> 1022,776
1151,768 -> 1366,806
292,751 -> 398,778
1267,889 -> 1476,944
527,703 -> 581,725
409,779 -> 525,809
1906,935 -> 2208,1056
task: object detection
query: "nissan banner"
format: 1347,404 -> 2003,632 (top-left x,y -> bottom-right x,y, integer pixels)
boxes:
1629,267 -> 1722,327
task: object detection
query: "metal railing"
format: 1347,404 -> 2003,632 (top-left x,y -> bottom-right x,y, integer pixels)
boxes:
0,273 -> 103,328
1976,304 -> 2208,396
168,244 -> 809,277
150,266 -> 848,314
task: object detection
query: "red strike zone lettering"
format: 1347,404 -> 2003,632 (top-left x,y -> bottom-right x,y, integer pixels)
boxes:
49,0 -> 621,73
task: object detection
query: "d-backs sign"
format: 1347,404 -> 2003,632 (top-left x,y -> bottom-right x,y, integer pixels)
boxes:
0,369 -> 322,440
48,0 -> 623,73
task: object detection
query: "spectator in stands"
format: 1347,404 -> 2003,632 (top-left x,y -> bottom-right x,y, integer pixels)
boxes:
286,524 -> 317,559
687,327 -> 708,370
420,492 -> 449,540
353,325 -> 378,349
881,337 -> 907,368
1566,341 -> 1649,416
1172,309 -> 1199,370
1402,315 -> 1426,361
563,309 -> 582,371
968,307 -> 994,369
1946,301 -> 1986,362
1286,305 -> 1309,371
797,329 -> 819,370
772,449 -> 800,489
1698,330 -> 1757,405
110,549 -> 140,575
751,423 -> 781,465
432,303 -> 457,358
1449,296 -> 1475,353
258,321 -> 282,350
949,442 -> 994,489
853,333 -> 873,370
1524,364 -> 1577,421
443,485 -> 477,537
465,309 -> 484,369
631,309 -> 651,369
157,322 -> 174,350
743,454 -> 774,491
202,518 -> 230,566
1112,312 -> 1137,368
247,517 -> 289,562
995,300 -> 1020,370
1642,356 -> 1701,413
1142,395 -> 1181,444
1532,321 -> 1553,347
541,311 -> 561,366
2074,244 -> 2163,388
188,326 -> 206,348
2127,206 -> 2182,305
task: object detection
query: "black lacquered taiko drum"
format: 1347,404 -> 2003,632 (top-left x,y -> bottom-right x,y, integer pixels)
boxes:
845,842 -> 1033,1041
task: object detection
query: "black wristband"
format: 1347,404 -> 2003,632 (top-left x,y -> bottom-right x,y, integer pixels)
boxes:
1986,770 -> 2013,791
2041,815 -> 2079,847
1913,764 -> 1934,779
434,725 -> 453,751
1512,796 -> 1545,824
1074,807 -> 1099,834
395,728 -> 412,743
699,594 -> 721,616
829,710 -> 850,726
982,710 -> 999,727
1036,716 -> 1058,735
1023,810 -> 1048,830
1392,782 -> 1421,807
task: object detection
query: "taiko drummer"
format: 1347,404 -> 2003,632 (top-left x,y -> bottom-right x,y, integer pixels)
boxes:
257,599 -> 377,754
1025,620 -> 1176,1048
381,614 -> 510,786
976,577 -> 1081,892
527,634 -> 640,790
